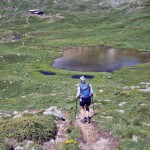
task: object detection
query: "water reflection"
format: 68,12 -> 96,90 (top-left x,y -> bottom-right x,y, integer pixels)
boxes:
52,45 -> 150,72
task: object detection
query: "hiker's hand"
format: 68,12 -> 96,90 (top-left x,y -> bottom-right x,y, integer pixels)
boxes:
76,96 -> 79,99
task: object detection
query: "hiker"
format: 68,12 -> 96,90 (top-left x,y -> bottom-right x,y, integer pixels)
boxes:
76,76 -> 94,123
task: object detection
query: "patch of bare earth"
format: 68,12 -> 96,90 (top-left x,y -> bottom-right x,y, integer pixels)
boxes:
75,110 -> 120,150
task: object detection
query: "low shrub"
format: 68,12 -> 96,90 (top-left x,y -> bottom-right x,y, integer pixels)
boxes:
0,115 -> 57,145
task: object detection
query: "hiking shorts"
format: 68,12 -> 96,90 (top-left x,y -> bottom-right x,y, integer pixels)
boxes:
80,98 -> 91,107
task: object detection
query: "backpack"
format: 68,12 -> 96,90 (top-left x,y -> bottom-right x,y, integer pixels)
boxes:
80,83 -> 91,99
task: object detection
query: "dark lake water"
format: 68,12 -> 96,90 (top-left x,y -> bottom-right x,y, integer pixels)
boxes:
52,45 -> 150,72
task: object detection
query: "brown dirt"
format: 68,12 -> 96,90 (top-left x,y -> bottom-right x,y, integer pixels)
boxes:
75,110 -> 120,150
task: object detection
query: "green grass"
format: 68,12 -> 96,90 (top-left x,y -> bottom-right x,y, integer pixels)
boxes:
0,0 -> 150,150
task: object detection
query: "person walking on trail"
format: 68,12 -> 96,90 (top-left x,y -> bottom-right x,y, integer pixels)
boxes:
76,76 -> 94,124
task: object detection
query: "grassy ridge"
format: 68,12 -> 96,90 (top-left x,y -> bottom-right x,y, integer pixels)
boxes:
0,0 -> 150,149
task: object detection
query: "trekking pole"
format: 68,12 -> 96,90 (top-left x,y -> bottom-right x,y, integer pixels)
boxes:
92,96 -> 94,112
75,98 -> 78,118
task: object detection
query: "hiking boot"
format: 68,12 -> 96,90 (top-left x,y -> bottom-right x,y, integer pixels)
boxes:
87,116 -> 91,123
81,118 -> 87,124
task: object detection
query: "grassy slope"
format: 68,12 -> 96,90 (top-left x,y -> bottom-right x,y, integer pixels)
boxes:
0,0 -> 150,149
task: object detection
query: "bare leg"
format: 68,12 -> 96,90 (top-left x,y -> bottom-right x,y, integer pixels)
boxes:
80,106 -> 87,123
85,105 -> 90,118
86,105 -> 91,123
81,106 -> 86,119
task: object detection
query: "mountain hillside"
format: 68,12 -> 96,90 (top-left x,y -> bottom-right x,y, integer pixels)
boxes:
1,0 -> 149,11
0,0 -> 150,150
1,0 -> 149,50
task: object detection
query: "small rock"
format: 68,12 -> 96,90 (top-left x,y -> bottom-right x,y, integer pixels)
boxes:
131,86 -> 135,89
140,103 -> 146,106
139,87 -> 150,92
22,110 -> 29,115
99,90 -> 104,93
89,109 -> 94,113
4,114 -> 12,118
132,135 -> 138,142
55,138 -> 64,144
123,86 -> 129,89
104,99 -> 111,102
21,96 -> 26,98
49,139 -> 55,144
13,111 -> 19,115
98,99 -> 111,102
143,122 -> 150,127
25,141 -> 34,149
116,110 -> 124,113
0,112 -> 6,115
46,106 -> 57,111
100,116 -> 113,119
14,146 -> 24,150
136,86 -> 140,89
13,114 -> 22,119
139,82 -> 150,85
43,106 -> 64,119
118,102 -> 126,106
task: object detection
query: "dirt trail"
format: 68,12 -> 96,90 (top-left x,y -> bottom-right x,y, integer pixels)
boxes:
75,110 -> 120,150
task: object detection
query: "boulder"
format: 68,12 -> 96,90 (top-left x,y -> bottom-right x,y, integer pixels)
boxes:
43,106 -> 65,120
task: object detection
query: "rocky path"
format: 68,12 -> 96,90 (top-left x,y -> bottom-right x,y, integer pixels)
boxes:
75,110 -> 120,150
1,107 -> 120,150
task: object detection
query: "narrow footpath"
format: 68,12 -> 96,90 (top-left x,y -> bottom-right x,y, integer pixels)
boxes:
75,110 -> 120,150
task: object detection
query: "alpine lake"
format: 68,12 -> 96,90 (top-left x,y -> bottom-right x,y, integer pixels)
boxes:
52,45 -> 150,73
